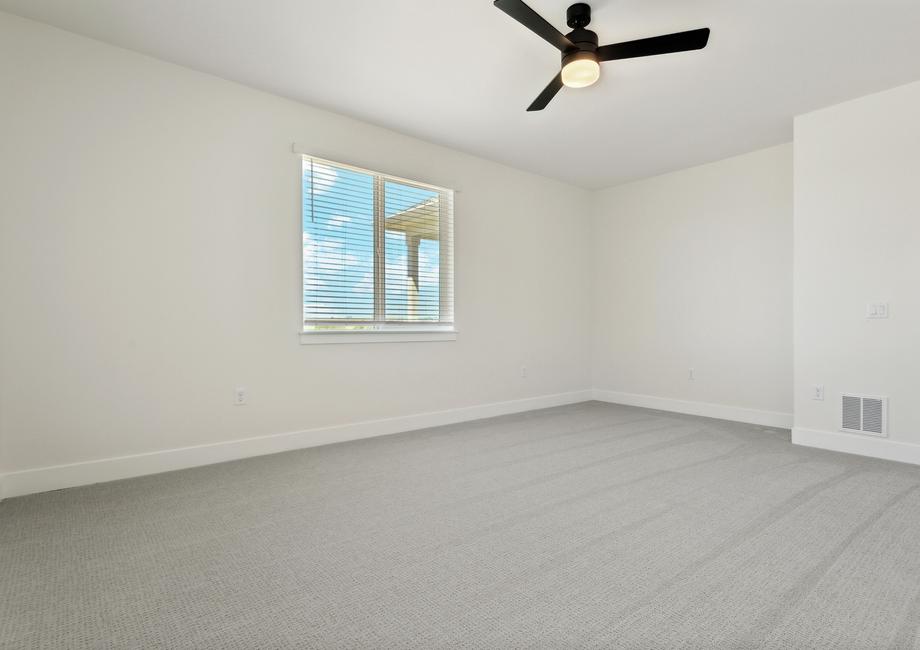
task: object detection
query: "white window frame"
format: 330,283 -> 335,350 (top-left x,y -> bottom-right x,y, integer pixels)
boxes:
295,146 -> 456,345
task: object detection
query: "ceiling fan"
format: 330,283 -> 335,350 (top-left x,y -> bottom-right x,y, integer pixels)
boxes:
494,0 -> 710,111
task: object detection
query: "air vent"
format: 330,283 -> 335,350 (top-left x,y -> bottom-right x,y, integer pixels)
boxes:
840,394 -> 888,437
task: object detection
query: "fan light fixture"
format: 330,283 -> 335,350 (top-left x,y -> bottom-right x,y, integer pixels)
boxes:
494,0 -> 711,111
561,56 -> 600,88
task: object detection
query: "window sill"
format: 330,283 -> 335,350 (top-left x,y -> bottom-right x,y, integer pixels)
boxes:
299,329 -> 458,345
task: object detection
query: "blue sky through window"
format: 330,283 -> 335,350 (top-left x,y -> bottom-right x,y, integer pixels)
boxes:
303,160 -> 441,323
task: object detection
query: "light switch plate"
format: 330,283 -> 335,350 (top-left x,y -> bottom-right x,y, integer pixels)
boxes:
866,302 -> 889,319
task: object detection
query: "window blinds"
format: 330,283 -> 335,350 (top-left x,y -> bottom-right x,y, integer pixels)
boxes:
302,156 -> 454,330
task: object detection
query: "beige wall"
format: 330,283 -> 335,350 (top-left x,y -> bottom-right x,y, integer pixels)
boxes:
591,145 -> 793,422
0,13 -> 592,474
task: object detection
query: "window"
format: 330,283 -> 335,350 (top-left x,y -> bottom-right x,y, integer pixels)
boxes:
301,155 -> 454,339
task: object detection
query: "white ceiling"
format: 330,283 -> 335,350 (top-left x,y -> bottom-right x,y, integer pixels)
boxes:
3,0 -> 920,188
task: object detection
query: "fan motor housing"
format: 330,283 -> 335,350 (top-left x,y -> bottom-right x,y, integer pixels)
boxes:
562,27 -> 599,67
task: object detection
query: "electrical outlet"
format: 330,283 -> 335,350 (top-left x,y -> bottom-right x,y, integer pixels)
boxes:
520,365 -> 528,379
688,368 -> 695,381
234,387 -> 248,406
812,385 -> 825,401
866,302 -> 889,319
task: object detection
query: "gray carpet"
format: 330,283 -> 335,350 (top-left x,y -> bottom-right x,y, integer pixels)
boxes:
2,401 -> 920,649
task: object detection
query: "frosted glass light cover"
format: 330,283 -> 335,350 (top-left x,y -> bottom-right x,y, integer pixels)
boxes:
561,59 -> 600,88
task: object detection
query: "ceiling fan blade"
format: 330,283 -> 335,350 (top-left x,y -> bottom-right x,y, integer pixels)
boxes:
527,73 -> 564,112
494,0 -> 574,52
597,28 -> 710,61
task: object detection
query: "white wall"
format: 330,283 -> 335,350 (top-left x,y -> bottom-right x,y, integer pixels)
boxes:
0,13 -> 592,487
591,145 -> 793,426
793,80 -> 920,463
22,10 -> 905,495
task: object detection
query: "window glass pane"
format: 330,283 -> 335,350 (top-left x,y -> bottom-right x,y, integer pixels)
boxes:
303,161 -> 375,323
383,181 -> 440,321
301,155 -> 452,330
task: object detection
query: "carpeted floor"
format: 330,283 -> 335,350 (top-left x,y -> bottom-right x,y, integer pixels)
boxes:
2,401 -> 920,649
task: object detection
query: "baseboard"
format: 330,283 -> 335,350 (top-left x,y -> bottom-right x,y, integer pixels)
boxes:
0,389 -> 592,500
792,427 -> 920,466
592,389 -> 793,429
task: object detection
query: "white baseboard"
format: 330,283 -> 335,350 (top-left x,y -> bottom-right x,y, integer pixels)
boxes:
592,389 -> 793,429
792,427 -> 920,467
0,390 -> 592,500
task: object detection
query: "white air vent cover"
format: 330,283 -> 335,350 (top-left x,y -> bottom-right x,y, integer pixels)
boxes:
840,394 -> 888,437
